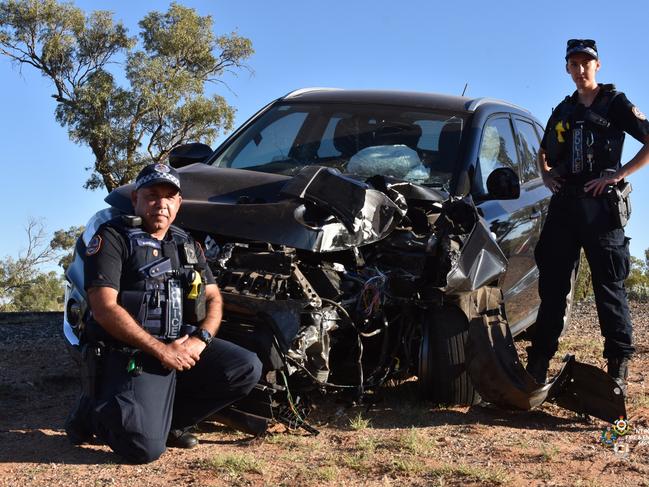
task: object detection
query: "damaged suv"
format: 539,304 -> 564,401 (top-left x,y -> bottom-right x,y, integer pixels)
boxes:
64,88 -> 558,431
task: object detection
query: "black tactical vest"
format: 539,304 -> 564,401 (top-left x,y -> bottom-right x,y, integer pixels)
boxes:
544,84 -> 625,183
103,216 -> 206,341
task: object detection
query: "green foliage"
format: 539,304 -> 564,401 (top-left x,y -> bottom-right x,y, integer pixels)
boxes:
50,225 -> 84,270
0,219 -> 56,298
574,248 -> 649,302
627,255 -> 648,288
0,219 -> 78,311
1,271 -> 64,311
0,0 -> 252,192
628,284 -> 649,302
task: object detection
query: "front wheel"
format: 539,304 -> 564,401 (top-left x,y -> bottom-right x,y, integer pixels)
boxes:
418,305 -> 481,405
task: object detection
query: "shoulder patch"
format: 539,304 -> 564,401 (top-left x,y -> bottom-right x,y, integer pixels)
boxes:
86,235 -> 103,256
632,106 -> 646,121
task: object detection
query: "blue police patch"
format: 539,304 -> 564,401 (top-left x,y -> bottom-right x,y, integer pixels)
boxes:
86,235 -> 103,256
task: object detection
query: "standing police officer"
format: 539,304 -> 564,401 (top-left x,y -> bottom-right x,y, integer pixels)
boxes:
66,163 -> 262,463
526,39 -> 649,388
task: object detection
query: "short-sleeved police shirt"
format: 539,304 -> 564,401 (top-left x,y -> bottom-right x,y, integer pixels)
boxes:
84,225 -> 216,292
541,89 -> 649,150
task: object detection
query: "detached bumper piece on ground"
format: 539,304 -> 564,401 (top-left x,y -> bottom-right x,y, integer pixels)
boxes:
466,313 -> 626,423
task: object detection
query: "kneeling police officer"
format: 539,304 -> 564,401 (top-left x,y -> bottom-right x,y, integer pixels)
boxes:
527,39 -> 649,390
66,163 -> 262,463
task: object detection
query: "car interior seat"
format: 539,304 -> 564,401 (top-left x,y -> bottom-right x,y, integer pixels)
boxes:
435,121 -> 463,173
333,117 -> 374,158
373,121 -> 423,151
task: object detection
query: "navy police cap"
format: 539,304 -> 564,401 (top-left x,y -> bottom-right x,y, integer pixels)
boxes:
565,38 -> 598,60
135,163 -> 181,191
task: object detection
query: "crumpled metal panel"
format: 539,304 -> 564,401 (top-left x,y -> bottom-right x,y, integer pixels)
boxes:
281,166 -> 370,231
105,163 -> 403,253
443,219 -> 508,293
378,179 -> 449,202
287,308 -> 339,383
466,314 -> 626,423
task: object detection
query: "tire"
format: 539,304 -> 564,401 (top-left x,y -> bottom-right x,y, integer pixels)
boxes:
418,305 -> 481,405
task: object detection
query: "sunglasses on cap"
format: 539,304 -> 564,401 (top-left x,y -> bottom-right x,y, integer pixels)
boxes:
567,39 -> 596,49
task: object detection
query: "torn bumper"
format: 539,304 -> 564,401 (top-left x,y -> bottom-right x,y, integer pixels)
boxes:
466,314 -> 626,423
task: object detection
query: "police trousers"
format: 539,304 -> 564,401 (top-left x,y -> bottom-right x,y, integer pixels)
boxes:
530,194 -> 634,361
91,338 -> 262,464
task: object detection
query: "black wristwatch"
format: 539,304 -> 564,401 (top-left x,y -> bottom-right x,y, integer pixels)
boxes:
192,328 -> 213,346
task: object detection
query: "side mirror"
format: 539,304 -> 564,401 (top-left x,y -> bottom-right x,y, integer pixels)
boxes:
169,143 -> 213,168
486,167 -> 520,200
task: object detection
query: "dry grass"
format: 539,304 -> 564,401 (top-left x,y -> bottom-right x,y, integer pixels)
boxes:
428,463 -> 509,485
200,452 -> 265,476
2,301 -> 649,486
348,412 -> 371,431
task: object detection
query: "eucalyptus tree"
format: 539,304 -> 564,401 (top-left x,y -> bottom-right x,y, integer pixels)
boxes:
0,0 -> 253,191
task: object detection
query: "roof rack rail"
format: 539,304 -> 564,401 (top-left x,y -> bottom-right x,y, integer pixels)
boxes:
283,87 -> 342,99
466,97 -> 530,114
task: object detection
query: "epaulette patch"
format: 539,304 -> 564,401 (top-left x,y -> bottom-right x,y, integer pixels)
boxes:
86,235 -> 103,256
632,106 -> 646,121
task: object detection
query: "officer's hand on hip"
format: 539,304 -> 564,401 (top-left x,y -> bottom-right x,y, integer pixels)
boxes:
542,168 -> 564,193
159,335 -> 197,371
584,171 -> 621,196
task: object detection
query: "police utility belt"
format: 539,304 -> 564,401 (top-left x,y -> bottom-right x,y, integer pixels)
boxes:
556,179 -> 632,228
114,217 -> 207,342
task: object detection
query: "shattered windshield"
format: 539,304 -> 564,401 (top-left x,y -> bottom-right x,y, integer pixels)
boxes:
209,102 -> 467,187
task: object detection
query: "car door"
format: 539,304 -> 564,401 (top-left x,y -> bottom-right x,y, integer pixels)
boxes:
473,114 -> 541,334
508,116 -> 553,333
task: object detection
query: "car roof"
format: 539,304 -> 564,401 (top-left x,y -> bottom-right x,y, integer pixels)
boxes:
282,87 -> 530,115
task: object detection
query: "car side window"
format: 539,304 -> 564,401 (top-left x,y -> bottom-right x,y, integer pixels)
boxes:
514,118 -> 541,182
475,116 -> 519,194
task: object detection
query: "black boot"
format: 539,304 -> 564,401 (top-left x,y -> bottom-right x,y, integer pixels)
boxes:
526,349 -> 550,385
607,357 -> 629,395
166,429 -> 199,449
65,394 -> 95,445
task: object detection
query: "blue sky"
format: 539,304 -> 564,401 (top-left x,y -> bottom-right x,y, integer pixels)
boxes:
2,0 -> 649,268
